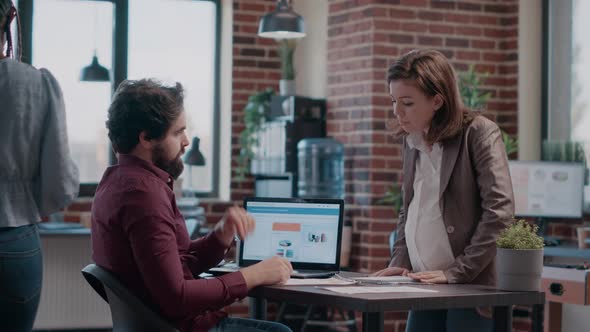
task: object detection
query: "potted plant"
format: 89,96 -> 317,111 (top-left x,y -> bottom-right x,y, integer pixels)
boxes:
496,219 -> 544,291
459,65 -> 518,158
459,64 -> 492,112
236,88 -> 275,180
278,39 -> 296,95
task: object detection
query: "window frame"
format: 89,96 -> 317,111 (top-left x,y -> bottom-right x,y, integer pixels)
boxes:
541,0 -> 549,143
18,0 -> 222,198
542,0 -> 589,144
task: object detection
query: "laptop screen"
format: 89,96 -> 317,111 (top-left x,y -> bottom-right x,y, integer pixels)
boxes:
240,197 -> 344,270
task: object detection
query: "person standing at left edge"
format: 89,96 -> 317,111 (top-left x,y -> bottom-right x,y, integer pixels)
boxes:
0,1 -> 80,331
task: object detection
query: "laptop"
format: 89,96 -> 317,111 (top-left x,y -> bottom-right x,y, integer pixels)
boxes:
210,197 -> 344,278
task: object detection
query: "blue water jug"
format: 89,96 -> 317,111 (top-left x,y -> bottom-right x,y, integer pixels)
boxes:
297,138 -> 344,199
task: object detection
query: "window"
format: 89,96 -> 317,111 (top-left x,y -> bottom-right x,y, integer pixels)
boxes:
22,0 -> 221,196
545,0 -> 590,144
32,0 -> 113,183
127,0 -> 219,194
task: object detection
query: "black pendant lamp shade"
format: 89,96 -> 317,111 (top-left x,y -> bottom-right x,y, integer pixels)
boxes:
258,0 -> 305,39
184,137 -> 206,166
80,54 -> 110,82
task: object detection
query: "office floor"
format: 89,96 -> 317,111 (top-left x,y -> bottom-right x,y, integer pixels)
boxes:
35,330 -> 112,332
33,326 -> 352,332
33,305 -> 357,332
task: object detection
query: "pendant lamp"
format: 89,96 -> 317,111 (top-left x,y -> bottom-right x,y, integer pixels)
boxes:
80,51 -> 110,82
258,0 -> 305,39
80,4 -> 110,82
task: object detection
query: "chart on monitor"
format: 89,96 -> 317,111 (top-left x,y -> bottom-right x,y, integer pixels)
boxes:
508,161 -> 585,218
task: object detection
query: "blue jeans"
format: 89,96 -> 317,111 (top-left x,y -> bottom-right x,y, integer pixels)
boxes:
406,308 -> 492,332
208,318 -> 292,332
0,224 -> 43,332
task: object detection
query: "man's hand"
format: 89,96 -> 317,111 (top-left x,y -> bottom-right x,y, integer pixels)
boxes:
370,266 -> 409,277
407,270 -> 448,283
214,206 -> 255,247
240,256 -> 293,289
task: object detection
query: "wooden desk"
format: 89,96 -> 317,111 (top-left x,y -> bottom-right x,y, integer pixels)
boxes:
248,280 -> 545,332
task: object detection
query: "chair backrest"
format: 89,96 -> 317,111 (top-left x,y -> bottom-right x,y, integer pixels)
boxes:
81,264 -> 179,332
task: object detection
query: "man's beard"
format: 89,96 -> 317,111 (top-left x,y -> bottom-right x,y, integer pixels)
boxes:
152,144 -> 184,180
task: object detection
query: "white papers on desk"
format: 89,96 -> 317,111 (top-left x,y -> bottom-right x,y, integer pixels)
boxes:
322,286 -> 439,294
284,277 -> 356,286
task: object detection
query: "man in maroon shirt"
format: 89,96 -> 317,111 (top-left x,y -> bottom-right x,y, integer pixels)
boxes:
91,79 -> 293,332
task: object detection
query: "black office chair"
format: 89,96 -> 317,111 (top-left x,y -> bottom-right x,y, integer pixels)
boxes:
81,264 -> 179,332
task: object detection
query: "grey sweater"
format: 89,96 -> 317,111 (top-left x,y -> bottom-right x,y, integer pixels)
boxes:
0,58 -> 79,227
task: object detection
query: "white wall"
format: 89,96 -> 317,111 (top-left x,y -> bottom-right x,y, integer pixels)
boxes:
217,0 -> 233,201
292,0 -> 328,98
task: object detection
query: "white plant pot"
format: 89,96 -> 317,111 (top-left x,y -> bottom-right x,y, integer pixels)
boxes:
496,248 -> 544,291
279,79 -> 296,96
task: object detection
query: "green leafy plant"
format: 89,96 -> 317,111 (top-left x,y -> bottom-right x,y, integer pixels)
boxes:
278,39 -> 296,80
459,64 -> 492,111
377,183 -> 403,213
458,64 -> 518,158
236,88 -> 275,180
502,131 -> 518,156
496,219 -> 544,250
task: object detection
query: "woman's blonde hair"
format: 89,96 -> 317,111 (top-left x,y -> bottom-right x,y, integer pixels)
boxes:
387,49 -> 470,145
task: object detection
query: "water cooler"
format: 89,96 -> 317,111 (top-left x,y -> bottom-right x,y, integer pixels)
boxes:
251,96 -> 326,198
297,137 -> 344,200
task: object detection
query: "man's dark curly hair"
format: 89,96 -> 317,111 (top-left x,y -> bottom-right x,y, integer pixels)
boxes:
106,79 -> 184,154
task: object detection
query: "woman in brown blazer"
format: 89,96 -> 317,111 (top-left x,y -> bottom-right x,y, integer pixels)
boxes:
372,49 -> 514,332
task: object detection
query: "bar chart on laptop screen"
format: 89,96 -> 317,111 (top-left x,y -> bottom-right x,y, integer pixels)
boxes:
244,202 -> 340,264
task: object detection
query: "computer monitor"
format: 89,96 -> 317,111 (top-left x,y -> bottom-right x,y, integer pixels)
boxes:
508,161 -> 585,218
240,197 -> 344,271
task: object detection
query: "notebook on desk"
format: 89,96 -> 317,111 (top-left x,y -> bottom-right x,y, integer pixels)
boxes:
210,197 -> 344,279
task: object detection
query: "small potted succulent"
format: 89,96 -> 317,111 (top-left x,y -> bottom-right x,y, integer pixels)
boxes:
496,219 -> 545,291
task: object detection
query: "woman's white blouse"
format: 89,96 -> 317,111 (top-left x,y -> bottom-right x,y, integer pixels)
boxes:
405,133 -> 455,272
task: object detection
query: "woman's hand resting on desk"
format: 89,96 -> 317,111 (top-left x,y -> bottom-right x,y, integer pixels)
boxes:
407,270 -> 448,283
371,268 -> 448,283
370,266 -> 410,277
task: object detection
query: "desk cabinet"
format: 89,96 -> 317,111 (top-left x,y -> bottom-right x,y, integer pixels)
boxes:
542,266 -> 590,332
33,233 -> 112,330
